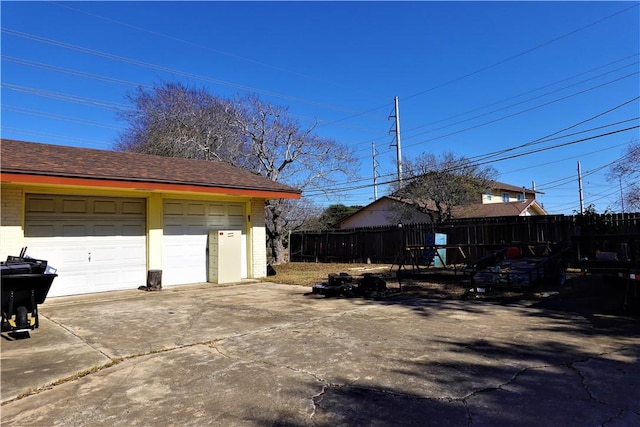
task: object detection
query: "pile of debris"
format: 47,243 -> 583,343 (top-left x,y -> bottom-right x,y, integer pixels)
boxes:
311,272 -> 398,298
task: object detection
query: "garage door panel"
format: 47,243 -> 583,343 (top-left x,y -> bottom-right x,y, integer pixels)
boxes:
122,201 -> 144,214
164,202 -> 184,215
163,234 -> 207,284
24,224 -> 56,238
228,205 -> 244,217
187,203 -> 206,216
122,224 -> 145,236
62,199 -> 88,213
61,224 -> 88,237
26,238 -> 89,266
208,204 -> 225,216
93,224 -> 117,236
163,200 -> 246,286
26,197 -> 55,213
164,235 -> 206,264
93,200 -> 117,214
25,195 -> 146,297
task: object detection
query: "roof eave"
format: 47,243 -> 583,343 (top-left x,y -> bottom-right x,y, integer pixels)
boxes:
0,172 -> 301,199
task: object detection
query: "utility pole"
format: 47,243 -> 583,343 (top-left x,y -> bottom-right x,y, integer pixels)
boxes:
619,176 -> 625,213
372,141 -> 379,201
577,161 -> 584,214
389,96 -> 403,184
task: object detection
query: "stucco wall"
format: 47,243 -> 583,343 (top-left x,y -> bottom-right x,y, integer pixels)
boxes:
0,184 -> 25,259
338,198 -> 433,228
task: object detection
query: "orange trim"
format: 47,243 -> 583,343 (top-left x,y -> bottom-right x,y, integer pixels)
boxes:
1,173 -> 301,199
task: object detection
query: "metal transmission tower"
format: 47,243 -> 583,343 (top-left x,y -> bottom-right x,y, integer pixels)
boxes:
388,96 -> 403,184
372,141 -> 380,200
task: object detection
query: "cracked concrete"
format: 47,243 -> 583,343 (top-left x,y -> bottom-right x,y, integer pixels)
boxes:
1,281 -> 639,426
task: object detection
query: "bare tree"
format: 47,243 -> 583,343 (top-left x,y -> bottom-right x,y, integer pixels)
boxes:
232,94 -> 356,262
116,82 -> 249,166
393,152 -> 497,223
117,84 -> 357,263
607,139 -> 640,212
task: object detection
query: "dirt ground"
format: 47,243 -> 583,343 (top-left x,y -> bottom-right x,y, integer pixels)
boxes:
264,262 -> 639,320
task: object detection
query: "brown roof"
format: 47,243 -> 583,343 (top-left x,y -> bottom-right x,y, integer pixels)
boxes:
452,200 -> 546,218
489,180 -> 538,194
1,139 -> 300,198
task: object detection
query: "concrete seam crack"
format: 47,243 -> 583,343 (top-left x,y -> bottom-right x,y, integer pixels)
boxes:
601,408 -> 627,426
462,399 -> 473,427
43,314 -> 113,360
565,347 -> 631,406
276,364 -> 331,421
310,383 -> 328,421
566,360 -> 606,404
461,364 -> 536,401
209,343 -> 232,358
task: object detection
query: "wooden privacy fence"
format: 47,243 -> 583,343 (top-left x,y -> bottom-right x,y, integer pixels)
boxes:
289,213 -> 640,266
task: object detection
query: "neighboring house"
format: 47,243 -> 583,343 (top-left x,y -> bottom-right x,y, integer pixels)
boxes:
482,181 -> 537,204
335,196 -> 430,229
455,180 -> 547,218
0,139 -> 300,297
335,181 -> 546,229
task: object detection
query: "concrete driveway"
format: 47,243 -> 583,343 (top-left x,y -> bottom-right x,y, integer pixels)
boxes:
1,281 -> 639,426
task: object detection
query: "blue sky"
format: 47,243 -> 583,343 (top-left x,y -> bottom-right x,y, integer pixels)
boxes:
2,1 -> 639,215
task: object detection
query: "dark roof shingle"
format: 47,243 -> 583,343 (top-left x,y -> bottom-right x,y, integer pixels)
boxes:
1,139 -> 300,196
452,200 -> 545,218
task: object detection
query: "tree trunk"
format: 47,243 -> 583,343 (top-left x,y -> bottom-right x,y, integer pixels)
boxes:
269,238 -> 287,265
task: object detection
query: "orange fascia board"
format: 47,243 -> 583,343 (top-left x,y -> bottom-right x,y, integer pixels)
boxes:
1,173 -> 301,199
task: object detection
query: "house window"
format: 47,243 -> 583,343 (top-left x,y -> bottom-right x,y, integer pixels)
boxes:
485,191 -> 492,202
502,193 -> 510,202
517,193 -> 524,201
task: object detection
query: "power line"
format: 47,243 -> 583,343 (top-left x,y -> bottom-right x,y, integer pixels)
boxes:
468,97 -> 640,164
403,65 -> 639,145
398,72 -> 639,154
305,116 -> 638,196
498,140 -> 631,177
537,155 -> 628,191
1,127 -> 113,148
401,53 -> 639,135
4,28 -> 636,160
303,125 -> 639,197
1,28 -> 367,116
2,55 -> 147,88
347,68 -> 639,160
51,1 -> 374,98
1,104 -> 122,130
401,3 -> 639,102
2,55 -> 384,135
334,54 -> 640,157
1,83 -> 127,110
45,1 -> 639,141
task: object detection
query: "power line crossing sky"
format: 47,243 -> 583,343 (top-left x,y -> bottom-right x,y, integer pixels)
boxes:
2,1 -> 639,214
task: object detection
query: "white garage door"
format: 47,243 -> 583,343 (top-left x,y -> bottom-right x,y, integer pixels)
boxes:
163,200 -> 246,286
24,194 -> 147,297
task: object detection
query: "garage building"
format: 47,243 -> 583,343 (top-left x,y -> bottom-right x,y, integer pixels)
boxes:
0,139 -> 300,297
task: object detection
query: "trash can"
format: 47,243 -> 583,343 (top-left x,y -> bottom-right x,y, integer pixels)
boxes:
146,270 -> 162,291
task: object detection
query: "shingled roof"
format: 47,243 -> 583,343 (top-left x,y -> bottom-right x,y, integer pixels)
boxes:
1,139 -> 300,198
452,200 -> 546,218
489,180 -> 539,194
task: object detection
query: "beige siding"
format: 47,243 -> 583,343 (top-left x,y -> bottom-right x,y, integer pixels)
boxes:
0,184 -> 24,259
251,199 -> 267,278
483,190 -> 535,204
339,198 -> 433,229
